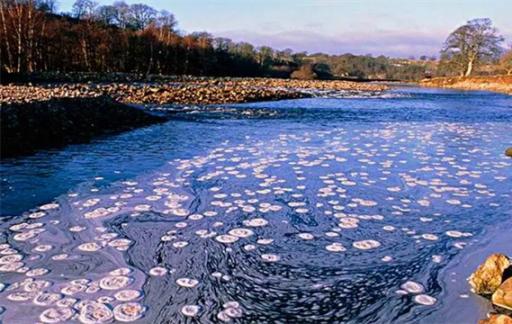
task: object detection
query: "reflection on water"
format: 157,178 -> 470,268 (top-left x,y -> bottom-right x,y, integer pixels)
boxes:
0,88 -> 511,323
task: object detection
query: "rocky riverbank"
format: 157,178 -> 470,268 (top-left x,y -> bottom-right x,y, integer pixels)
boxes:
0,77 -> 387,157
470,254 -> 512,323
469,152 -> 512,324
1,78 -> 388,106
1,96 -> 165,157
420,75 -> 512,95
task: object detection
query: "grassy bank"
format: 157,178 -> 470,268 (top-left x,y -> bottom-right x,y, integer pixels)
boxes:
420,75 -> 512,95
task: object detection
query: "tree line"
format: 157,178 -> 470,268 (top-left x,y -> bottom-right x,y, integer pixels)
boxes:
1,1 -> 510,80
0,0 -> 264,77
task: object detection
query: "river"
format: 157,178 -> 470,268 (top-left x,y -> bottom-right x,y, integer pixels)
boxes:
1,87 -> 511,323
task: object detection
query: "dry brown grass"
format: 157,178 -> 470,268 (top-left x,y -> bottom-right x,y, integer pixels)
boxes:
420,75 -> 512,95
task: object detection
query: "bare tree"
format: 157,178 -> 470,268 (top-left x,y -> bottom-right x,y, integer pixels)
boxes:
95,5 -> 118,25
72,0 -> 97,19
0,0 -> 44,73
500,47 -> 512,75
37,0 -> 58,12
156,10 -> 176,30
129,3 -> 157,30
112,1 -> 130,28
0,0 -> 14,72
440,18 -> 504,76
257,46 -> 274,67
212,37 -> 232,52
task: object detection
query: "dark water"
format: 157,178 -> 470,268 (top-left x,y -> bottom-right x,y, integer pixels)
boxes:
1,87 -> 511,323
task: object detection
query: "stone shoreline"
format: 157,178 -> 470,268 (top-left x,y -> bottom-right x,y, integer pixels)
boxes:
420,75 -> 512,95
1,78 -> 388,106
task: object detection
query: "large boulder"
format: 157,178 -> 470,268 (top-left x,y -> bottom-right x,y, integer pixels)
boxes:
479,314 -> 512,324
469,254 -> 511,295
506,147 -> 512,158
493,278 -> 512,310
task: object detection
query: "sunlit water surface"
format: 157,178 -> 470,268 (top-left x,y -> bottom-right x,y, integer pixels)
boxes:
1,87 -> 511,323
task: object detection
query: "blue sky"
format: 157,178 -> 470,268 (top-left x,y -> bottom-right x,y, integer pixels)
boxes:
59,0 -> 511,57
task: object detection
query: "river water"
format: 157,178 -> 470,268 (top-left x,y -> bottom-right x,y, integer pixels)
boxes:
1,87 -> 511,323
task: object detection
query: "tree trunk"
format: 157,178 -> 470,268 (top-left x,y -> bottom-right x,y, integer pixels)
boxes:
0,2 -> 14,72
15,4 -> 23,73
464,57 -> 474,77
27,2 -> 34,73
39,20 -> 46,71
80,38 -> 90,71
146,41 -> 153,77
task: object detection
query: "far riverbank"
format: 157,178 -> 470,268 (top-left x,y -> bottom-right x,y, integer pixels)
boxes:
420,75 -> 512,95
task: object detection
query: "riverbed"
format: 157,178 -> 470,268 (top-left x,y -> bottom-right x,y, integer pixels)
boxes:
1,87 -> 511,323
